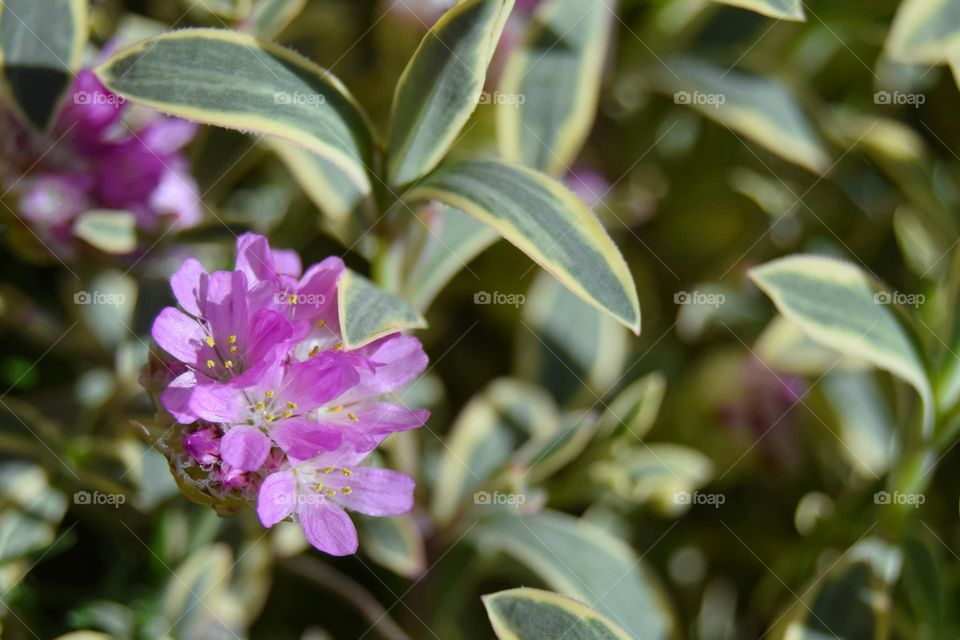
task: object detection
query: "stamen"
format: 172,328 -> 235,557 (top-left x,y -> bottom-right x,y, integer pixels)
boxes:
265,390 -> 275,398
333,343 -> 344,351
224,360 -> 234,369
340,487 -> 352,495
282,410 -> 294,419
342,468 -> 352,477
206,360 -> 216,368
228,335 -> 237,344
287,401 -> 297,409
230,346 -> 238,354
315,319 -> 326,329
308,345 -> 320,358
325,488 -> 336,496
204,336 -> 215,347
255,402 -> 265,411
347,412 -> 359,422
323,466 -> 335,474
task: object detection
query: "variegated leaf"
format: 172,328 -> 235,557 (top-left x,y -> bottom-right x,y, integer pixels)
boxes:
484,588 -> 633,640
657,58 -> 829,174
407,160 -> 640,333
750,255 -> 933,434
96,29 -> 375,190
498,0 -> 616,175
707,0 -> 804,21
338,270 -> 426,350
387,0 -> 514,186
886,0 -> 960,65
242,0 -> 306,38
0,0 -> 87,128
358,514 -> 425,579
474,510 -> 675,639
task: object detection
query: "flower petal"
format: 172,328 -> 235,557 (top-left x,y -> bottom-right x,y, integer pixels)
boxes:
257,470 -> 296,527
338,403 -> 430,452
235,233 -> 276,284
159,371 -> 198,423
220,426 -> 271,471
170,258 -> 205,316
299,500 -> 358,556
347,335 -> 428,400
151,307 -> 205,366
339,467 -> 414,517
271,418 -> 342,461
188,380 -> 247,423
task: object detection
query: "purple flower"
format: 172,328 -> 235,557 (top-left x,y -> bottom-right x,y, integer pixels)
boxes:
2,68 -> 200,256
258,445 -> 414,556
146,234 -> 430,555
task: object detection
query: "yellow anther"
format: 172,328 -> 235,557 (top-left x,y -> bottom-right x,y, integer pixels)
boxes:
325,488 -> 336,496
265,390 -> 275,398
340,487 -> 352,495
230,346 -> 238,354
342,468 -> 352,477
308,345 -> 320,358
314,482 -> 324,492
255,402 -> 265,411
315,319 -> 327,329
287,294 -> 298,306
204,336 -> 215,347
287,401 -> 297,409
329,405 -> 343,413
206,360 -> 216,368
224,360 -> 234,369
333,343 -> 344,351
347,412 -> 359,422
266,414 -> 276,422
323,466 -> 335,474
282,410 -> 294,419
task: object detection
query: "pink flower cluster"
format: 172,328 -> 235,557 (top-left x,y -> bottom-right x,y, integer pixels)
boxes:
146,234 -> 429,555
1,69 -> 200,256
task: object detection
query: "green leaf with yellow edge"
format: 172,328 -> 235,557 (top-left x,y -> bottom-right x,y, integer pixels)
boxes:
595,373 -> 666,440
750,254 -> 933,435
519,270 -> 628,402
512,411 -> 598,483
0,0 -> 87,129
387,0 -> 514,186
73,210 -> 137,255
407,160 -> 640,333
707,0 -> 804,21
657,58 -> 829,174
95,29 -> 375,190
431,378 -> 559,524
399,203 -> 499,311
265,138 -> 373,226
338,270 -> 426,350
498,0 -> 616,175
590,444 -> 713,514
474,510 -> 675,638
358,514 -> 426,579
484,587 -> 634,640
885,0 -> 960,65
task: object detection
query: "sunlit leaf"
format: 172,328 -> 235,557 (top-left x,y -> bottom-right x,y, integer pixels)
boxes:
408,160 -> 641,333
73,211 -> 137,255
387,0 -> 514,186
750,255 -> 933,434
519,271 -> 628,402
431,379 -> 559,524
96,29 -> 375,190
595,372 -> 666,440
823,372 -> 898,478
358,514 -> 426,579
657,58 -> 829,173
0,0 -> 87,128
885,0 -> 960,65
474,510 -> 676,639
591,444 -> 713,513
498,0 -> 616,175
707,0 -> 804,21
484,587 -> 634,640
338,270 -> 426,350
398,203 -> 499,311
